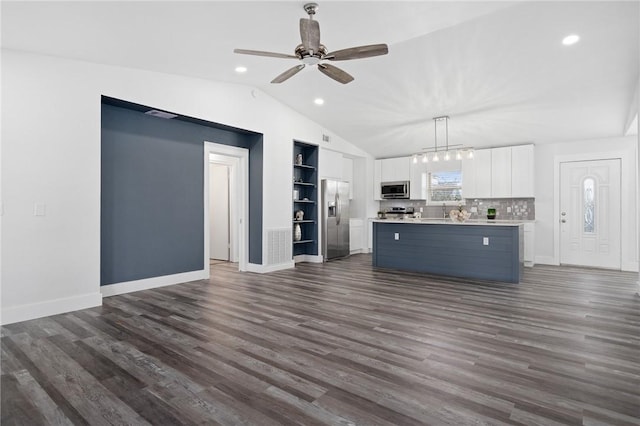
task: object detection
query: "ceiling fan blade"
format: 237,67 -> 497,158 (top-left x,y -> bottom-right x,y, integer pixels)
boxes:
271,64 -> 305,83
234,49 -> 298,59
318,64 -> 354,84
325,44 -> 389,61
300,18 -> 320,52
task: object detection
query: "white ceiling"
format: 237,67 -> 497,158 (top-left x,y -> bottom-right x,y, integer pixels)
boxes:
2,1 -> 638,158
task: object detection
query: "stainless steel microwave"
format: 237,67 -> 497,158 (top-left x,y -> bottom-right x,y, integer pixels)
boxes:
381,181 -> 410,199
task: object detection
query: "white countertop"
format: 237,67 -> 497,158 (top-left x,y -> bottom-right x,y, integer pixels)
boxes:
371,218 -> 530,226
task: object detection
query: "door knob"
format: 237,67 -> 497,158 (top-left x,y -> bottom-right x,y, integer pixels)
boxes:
561,212 -> 566,216
561,219 -> 566,223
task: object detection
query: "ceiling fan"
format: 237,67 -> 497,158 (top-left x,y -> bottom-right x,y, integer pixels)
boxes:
233,3 -> 389,84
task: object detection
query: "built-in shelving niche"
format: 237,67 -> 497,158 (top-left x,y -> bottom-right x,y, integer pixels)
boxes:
293,141 -> 319,257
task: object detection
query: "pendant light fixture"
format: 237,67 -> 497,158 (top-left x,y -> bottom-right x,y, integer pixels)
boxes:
413,116 -> 474,162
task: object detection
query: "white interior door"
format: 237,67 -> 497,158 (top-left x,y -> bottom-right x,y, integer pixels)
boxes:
560,159 -> 621,269
209,163 -> 229,261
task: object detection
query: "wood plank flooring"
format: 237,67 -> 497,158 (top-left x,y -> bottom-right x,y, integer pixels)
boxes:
2,254 -> 639,425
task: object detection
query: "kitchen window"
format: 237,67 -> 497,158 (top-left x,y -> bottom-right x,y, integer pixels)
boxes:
428,170 -> 463,202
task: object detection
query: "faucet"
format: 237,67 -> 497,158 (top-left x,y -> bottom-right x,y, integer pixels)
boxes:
442,203 -> 447,218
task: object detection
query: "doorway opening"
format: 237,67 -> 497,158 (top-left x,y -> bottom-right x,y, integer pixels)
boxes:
559,158 -> 622,269
204,142 -> 248,274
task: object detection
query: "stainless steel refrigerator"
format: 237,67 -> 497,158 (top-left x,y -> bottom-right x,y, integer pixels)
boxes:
321,179 -> 350,261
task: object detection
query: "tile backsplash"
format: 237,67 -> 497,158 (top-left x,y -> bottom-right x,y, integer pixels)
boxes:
379,198 -> 535,220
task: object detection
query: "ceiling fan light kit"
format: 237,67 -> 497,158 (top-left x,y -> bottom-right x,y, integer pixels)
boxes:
233,3 -> 388,84
412,116 -> 474,164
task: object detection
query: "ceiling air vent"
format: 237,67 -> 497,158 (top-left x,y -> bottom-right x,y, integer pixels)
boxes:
145,109 -> 178,119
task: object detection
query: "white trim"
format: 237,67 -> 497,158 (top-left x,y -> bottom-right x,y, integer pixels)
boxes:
535,255 -> 559,266
245,261 -> 295,273
294,254 -> 324,263
622,260 -> 639,272
100,270 -> 207,297
204,142 -> 249,273
1,292 -> 102,325
553,151 -> 628,269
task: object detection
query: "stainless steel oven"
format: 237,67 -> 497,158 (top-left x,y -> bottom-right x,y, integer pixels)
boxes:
381,181 -> 409,199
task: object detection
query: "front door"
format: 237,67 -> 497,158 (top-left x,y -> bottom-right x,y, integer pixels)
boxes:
560,159 -> 621,269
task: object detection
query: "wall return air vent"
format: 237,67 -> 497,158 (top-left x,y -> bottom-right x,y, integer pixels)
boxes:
145,109 -> 178,119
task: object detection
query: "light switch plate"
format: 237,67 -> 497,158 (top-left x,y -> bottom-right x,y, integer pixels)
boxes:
394,233 -> 400,240
483,237 -> 489,245
34,203 -> 46,216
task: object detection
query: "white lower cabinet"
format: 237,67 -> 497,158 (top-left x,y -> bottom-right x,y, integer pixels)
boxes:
349,219 -> 364,253
524,223 -> 535,267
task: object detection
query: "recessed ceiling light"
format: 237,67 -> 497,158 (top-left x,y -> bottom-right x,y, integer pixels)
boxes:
314,98 -> 324,105
235,66 -> 247,73
562,34 -> 580,46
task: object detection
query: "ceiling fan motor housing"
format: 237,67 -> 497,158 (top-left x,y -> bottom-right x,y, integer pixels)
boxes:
296,44 -> 327,64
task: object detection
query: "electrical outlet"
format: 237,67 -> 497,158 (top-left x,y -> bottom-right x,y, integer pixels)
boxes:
394,233 -> 400,240
471,206 -> 477,213
419,207 -> 423,213
483,237 -> 489,246
507,206 -> 512,213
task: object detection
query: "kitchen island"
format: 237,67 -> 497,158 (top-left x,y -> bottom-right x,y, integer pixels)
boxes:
372,219 -> 524,283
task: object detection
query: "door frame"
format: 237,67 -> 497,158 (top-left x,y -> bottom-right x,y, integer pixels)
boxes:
553,151 -> 628,268
204,142 -> 248,273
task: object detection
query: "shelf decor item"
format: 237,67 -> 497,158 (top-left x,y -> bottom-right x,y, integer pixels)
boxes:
295,210 -> 304,221
295,153 -> 303,165
294,223 -> 302,241
487,208 -> 497,220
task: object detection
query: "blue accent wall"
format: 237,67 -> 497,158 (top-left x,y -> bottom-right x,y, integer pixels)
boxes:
101,101 -> 263,286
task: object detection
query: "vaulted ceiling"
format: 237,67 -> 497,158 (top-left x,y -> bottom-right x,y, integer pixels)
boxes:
2,1 -> 638,158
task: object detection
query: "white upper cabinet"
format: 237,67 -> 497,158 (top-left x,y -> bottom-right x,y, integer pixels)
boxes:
473,149 -> 493,198
461,155 -> 476,199
511,144 -> 535,198
491,146 -> 512,198
374,159 -> 382,200
410,159 -> 428,200
342,156 -> 354,199
462,145 -> 535,199
319,148 -> 343,180
380,157 -> 411,182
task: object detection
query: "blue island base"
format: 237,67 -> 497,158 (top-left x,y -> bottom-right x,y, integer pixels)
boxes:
372,222 -> 523,283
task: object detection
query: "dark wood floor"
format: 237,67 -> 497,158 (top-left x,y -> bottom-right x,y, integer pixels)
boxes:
2,254 -> 639,425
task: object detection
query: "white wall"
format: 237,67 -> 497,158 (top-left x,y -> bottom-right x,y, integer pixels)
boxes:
0,49 -> 373,324
534,136 -> 638,271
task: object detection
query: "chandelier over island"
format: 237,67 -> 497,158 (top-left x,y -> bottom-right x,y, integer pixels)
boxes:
412,116 -> 474,164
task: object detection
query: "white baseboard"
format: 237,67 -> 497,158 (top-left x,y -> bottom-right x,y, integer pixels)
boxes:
621,261 -> 639,272
101,270 -> 208,297
535,255 -> 558,265
245,261 -> 295,273
350,249 -> 365,255
1,292 -> 102,325
293,254 -> 324,264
